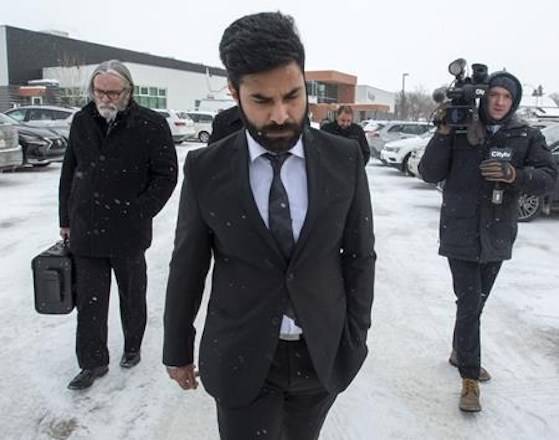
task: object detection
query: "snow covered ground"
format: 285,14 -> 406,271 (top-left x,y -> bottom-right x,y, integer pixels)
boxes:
1,143 -> 558,440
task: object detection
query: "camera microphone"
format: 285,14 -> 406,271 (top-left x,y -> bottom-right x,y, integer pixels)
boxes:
432,87 -> 447,103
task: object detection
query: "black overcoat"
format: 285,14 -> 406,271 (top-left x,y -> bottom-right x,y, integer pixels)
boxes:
321,121 -> 371,165
419,118 -> 557,262
59,101 -> 178,257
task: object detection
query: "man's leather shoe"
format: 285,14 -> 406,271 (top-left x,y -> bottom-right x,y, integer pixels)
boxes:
449,350 -> 491,382
120,351 -> 141,368
67,366 -> 109,390
459,378 -> 482,412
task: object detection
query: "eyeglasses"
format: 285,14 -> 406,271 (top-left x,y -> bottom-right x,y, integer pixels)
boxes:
93,88 -> 128,100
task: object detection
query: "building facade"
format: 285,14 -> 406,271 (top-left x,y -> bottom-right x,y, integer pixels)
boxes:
306,70 -> 392,123
0,25 -> 231,112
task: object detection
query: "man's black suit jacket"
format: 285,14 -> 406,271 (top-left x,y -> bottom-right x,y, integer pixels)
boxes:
163,127 -> 376,408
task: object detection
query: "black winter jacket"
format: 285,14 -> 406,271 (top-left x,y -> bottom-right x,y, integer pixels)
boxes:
59,101 -> 178,257
419,118 -> 557,262
321,121 -> 370,165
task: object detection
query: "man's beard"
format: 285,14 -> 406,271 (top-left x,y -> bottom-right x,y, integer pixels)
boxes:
238,104 -> 304,153
96,100 -> 127,123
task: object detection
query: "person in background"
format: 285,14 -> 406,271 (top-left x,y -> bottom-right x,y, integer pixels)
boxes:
207,105 -> 243,144
59,59 -> 178,390
321,105 -> 370,165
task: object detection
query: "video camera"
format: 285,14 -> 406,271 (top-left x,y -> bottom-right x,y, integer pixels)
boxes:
432,58 -> 489,128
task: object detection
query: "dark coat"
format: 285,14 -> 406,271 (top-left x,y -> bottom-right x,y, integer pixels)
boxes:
207,105 -> 243,144
321,121 -> 370,165
419,118 -> 557,262
59,101 -> 178,257
163,127 -> 376,408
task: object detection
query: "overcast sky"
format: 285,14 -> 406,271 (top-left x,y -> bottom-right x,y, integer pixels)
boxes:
3,0 -> 558,96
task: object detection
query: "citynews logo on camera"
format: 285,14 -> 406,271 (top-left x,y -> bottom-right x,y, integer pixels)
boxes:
431,58 -> 489,129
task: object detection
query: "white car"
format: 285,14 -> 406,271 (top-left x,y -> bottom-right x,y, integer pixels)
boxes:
180,111 -> 216,143
380,128 -> 435,174
4,105 -> 77,139
407,143 -> 427,178
367,121 -> 432,159
154,109 -> 196,144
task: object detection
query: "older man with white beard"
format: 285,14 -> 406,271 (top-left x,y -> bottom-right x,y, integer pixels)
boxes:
59,60 -> 177,390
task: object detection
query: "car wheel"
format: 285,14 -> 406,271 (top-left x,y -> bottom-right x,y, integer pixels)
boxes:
518,194 -> 542,222
401,153 -> 412,175
199,131 -> 210,143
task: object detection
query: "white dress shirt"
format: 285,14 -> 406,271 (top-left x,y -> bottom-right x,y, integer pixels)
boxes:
246,131 -> 307,337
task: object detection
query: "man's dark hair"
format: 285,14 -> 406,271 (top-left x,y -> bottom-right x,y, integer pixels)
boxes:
219,12 -> 305,91
336,105 -> 353,116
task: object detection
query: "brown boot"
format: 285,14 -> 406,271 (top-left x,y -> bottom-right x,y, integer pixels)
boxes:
449,350 -> 491,382
459,379 -> 482,412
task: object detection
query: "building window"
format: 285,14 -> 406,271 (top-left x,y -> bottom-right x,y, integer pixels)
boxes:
306,81 -> 337,104
134,85 -> 167,109
60,87 -> 87,107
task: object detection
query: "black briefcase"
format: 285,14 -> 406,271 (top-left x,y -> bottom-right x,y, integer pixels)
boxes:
32,241 -> 75,314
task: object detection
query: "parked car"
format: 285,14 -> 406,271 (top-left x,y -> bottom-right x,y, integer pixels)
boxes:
366,121 -> 432,159
380,128 -> 436,174
408,142 -> 426,178
0,122 -> 23,171
518,124 -> 559,221
153,109 -> 196,144
4,105 -> 77,139
0,113 -> 66,167
179,110 -> 215,143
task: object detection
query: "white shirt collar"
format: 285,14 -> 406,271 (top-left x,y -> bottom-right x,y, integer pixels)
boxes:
246,130 -> 305,163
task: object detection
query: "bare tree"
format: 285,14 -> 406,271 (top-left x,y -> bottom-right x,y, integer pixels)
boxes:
395,86 -> 437,121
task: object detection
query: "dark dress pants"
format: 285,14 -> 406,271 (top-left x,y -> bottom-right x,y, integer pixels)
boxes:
216,339 -> 337,440
448,258 -> 502,379
74,253 -> 147,369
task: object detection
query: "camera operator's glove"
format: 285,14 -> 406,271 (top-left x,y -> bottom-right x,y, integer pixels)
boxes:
479,159 -> 516,183
432,103 -> 451,135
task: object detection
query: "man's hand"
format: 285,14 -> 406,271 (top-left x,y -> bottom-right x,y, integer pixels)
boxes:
437,124 -> 451,135
60,227 -> 70,240
166,364 -> 199,390
479,159 -> 516,183
432,103 -> 451,135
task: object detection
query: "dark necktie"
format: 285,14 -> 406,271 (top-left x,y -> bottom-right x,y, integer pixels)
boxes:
263,153 -> 295,259
263,152 -> 298,323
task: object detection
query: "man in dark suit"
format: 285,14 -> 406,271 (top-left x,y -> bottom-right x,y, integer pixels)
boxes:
59,60 -> 178,390
321,105 -> 370,165
163,12 -> 375,439
207,105 -> 243,144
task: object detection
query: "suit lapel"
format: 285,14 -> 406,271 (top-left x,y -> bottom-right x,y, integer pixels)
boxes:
291,127 -> 322,263
231,132 -> 286,266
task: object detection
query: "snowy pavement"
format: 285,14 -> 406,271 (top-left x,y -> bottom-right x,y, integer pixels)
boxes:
1,144 -> 558,440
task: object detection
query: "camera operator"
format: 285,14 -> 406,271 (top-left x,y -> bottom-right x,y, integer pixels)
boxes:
419,71 -> 557,412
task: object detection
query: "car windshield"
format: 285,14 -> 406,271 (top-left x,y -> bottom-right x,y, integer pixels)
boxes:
542,125 -> 559,146
0,113 -> 17,125
420,128 -> 436,138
